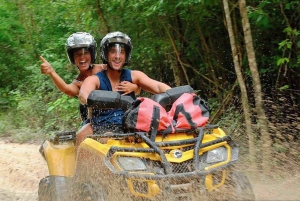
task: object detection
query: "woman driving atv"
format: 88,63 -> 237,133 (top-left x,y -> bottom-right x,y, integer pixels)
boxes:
76,31 -> 171,148
39,32 -> 140,122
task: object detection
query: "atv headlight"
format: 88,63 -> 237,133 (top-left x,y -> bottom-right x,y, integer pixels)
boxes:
117,157 -> 147,171
205,146 -> 228,163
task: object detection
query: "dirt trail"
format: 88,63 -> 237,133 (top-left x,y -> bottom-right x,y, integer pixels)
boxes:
0,140 -> 48,201
0,140 -> 299,201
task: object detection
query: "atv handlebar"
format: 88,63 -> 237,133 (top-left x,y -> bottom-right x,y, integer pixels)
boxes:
87,90 -> 134,111
86,85 -> 195,111
151,85 -> 194,108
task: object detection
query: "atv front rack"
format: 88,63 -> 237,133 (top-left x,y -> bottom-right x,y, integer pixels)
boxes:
50,131 -> 76,145
88,127 -> 237,179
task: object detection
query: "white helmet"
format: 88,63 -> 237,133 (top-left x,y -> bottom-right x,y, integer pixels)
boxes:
100,31 -> 132,65
66,32 -> 97,65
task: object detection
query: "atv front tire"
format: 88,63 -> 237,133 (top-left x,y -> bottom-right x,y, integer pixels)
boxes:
38,176 -> 72,201
212,171 -> 255,201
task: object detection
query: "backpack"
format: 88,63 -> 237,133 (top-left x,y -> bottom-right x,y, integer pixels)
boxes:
168,93 -> 210,131
123,90 -> 210,139
123,97 -> 174,141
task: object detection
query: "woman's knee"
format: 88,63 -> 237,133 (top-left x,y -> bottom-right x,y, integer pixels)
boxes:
76,123 -> 93,143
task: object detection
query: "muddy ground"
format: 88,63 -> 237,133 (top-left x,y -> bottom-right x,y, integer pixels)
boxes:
0,140 -> 299,201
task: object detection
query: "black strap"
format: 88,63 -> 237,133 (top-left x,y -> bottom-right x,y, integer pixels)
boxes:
162,125 -> 173,140
173,103 -> 197,129
149,105 -> 160,142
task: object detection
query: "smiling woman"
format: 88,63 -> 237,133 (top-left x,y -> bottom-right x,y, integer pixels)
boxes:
73,48 -> 92,76
39,32 -> 102,98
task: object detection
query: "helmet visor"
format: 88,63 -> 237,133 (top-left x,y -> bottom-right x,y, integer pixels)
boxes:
108,44 -> 126,60
74,48 -> 90,57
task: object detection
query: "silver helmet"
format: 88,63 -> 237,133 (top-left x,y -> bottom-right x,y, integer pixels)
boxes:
100,31 -> 132,65
66,32 -> 97,65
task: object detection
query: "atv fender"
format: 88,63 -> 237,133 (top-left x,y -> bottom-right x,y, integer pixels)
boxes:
40,140 -> 75,177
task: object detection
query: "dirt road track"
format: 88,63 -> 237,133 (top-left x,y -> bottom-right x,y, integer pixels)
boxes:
0,140 -> 48,201
0,140 -> 299,201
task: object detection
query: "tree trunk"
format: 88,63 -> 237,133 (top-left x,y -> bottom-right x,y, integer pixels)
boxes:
161,21 -> 186,86
96,0 -> 110,34
239,0 -> 272,172
195,17 -> 221,98
210,80 -> 238,124
222,0 -> 256,169
14,1 -> 39,58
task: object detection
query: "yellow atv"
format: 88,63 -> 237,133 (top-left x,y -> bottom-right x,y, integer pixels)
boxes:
38,86 -> 255,201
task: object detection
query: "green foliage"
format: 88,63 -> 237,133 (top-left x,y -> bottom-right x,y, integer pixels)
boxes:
276,26 -> 299,70
47,94 -> 79,122
277,57 -> 290,66
1,87 -> 80,138
278,85 -> 290,91
44,94 -> 80,132
247,2 -> 272,29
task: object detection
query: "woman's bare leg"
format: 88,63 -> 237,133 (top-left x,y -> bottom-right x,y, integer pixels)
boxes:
75,123 -> 93,149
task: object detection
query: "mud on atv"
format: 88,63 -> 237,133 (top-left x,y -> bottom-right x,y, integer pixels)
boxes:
38,85 -> 255,201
